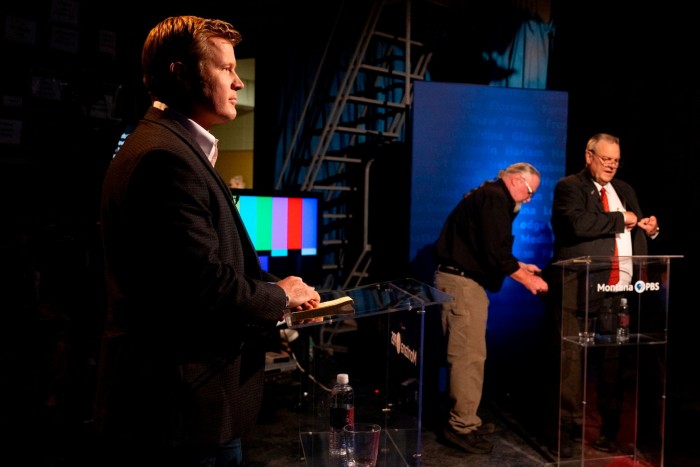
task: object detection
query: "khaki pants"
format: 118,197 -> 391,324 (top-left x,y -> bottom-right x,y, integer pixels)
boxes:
434,270 -> 489,435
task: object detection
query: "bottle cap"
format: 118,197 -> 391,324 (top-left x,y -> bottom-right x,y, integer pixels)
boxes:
337,373 -> 349,385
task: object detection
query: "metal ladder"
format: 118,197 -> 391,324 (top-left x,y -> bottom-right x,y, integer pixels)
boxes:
276,0 -> 442,289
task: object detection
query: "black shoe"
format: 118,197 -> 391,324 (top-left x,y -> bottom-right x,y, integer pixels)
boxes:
547,436 -> 573,459
592,435 -> 618,453
570,423 -> 583,442
443,425 -> 493,454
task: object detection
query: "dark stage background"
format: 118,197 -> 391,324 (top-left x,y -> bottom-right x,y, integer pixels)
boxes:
0,0 -> 697,464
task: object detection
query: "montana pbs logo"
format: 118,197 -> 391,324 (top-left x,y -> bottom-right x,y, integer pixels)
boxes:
634,280 -> 660,293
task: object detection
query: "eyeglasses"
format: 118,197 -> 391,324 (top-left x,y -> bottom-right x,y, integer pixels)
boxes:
588,149 -> 622,168
521,177 -> 534,197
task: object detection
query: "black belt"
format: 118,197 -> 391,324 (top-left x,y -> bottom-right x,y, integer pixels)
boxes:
437,264 -> 468,277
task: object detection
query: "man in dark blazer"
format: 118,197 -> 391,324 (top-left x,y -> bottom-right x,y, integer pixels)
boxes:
96,16 -> 320,467
542,133 -> 659,458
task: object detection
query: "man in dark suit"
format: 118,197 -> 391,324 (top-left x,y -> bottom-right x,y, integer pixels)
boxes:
542,133 -> 659,458
96,16 -> 320,467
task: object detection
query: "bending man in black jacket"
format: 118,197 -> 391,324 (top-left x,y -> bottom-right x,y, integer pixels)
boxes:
434,162 -> 549,455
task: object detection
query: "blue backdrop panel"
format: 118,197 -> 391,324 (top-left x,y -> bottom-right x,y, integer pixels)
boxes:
409,81 -> 567,406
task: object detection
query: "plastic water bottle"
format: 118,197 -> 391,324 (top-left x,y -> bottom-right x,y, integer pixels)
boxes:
329,373 -> 354,466
616,297 -> 630,343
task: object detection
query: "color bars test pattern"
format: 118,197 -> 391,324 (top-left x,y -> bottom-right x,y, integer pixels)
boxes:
235,194 -> 318,257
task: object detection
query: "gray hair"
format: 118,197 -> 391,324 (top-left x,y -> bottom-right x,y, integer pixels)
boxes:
498,162 -> 540,179
585,133 -> 620,152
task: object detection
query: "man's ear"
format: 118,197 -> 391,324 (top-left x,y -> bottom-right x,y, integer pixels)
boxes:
170,61 -> 192,90
509,173 -> 518,188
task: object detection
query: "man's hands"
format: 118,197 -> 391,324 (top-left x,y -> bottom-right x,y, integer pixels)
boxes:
623,211 -> 638,231
514,262 -> 549,295
637,215 -> 659,237
277,276 -> 320,310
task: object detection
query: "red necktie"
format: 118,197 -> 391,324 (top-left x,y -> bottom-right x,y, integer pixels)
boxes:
600,187 -> 619,285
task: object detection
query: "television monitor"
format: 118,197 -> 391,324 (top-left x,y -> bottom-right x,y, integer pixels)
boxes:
231,189 -> 323,283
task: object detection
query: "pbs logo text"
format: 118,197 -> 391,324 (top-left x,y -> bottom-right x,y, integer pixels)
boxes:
634,281 -> 660,293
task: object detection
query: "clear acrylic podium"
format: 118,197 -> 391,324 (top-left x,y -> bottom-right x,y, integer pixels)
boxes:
286,278 -> 453,466
548,255 -> 682,466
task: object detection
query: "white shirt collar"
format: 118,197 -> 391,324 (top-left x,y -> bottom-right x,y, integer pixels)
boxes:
152,101 -> 218,164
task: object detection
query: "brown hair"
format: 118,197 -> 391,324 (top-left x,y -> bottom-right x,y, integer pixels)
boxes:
141,15 -> 241,104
